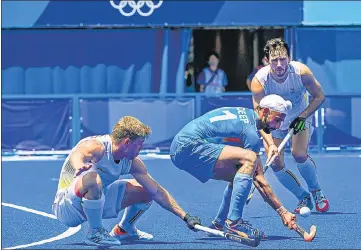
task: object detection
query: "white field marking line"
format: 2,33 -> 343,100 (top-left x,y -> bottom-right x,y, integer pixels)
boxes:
1,202 -> 81,249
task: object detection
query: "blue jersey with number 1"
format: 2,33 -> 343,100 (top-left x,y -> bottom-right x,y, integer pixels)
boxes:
176,107 -> 261,153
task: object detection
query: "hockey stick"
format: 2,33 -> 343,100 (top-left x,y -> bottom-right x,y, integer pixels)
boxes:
246,128 -> 294,205
294,223 -> 317,242
194,224 -> 261,247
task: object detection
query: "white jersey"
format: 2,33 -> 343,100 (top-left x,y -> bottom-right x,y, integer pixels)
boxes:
255,61 -> 312,130
56,135 -> 132,191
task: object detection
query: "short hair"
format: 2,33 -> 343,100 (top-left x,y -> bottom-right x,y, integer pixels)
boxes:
111,116 -> 151,142
208,51 -> 220,60
264,38 -> 290,59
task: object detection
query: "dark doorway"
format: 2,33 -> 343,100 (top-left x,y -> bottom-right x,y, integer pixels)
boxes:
191,28 -> 284,92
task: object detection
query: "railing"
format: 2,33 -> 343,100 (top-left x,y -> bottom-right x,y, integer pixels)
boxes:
3,93 -> 361,153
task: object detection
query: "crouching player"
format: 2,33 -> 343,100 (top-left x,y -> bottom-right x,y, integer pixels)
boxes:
52,116 -> 201,246
170,95 -> 297,243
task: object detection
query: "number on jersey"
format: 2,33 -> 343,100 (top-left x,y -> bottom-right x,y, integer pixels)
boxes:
209,108 -> 249,124
209,110 -> 237,123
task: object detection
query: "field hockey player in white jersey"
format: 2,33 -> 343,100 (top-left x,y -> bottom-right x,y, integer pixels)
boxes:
251,38 -> 329,214
52,116 -> 201,246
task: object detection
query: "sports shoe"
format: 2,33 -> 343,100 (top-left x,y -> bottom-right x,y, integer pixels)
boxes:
110,224 -> 153,241
85,227 -> 120,246
312,189 -> 330,213
206,221 -> 224,237
225,219 -> 261,246
294,195 -> 314,214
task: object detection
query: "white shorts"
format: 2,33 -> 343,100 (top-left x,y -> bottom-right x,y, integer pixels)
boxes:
52,170 -> 128,227
271,121 -> 314,141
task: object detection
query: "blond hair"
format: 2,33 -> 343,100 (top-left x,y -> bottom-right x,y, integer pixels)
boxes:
111,116 -> 151,142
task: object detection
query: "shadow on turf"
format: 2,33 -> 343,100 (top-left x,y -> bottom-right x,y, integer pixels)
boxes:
310,211 -> 357,215
197,237 -> 226,241
262,235 -> 299,241
66,240 -> 208,248
251,211 -> 357,219
198,235 -> 297,242
120,241 -> 206,246
249,215 -> 273,219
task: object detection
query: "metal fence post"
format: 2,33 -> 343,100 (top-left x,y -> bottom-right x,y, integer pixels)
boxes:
316,108 -> 324,153
195,94 -> 202,118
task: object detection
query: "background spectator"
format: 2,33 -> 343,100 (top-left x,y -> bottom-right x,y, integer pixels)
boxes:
197,52 -> 228,93
246,57 -> 268,91
185,62 -> 196,93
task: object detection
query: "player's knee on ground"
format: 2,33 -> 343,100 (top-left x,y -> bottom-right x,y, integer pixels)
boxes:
292,150 -> 308,163
81,172 -> 103,199
237,151 -> 257,175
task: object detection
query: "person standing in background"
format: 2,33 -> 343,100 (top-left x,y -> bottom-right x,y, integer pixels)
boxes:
185,62 -> 196,93
197,52 -> 228,94
246,57 -> 268,91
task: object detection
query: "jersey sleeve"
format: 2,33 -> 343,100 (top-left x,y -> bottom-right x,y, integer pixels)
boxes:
239,124 -> 261,154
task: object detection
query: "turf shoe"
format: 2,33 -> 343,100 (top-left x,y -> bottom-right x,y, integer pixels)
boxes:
110,224 -> 153,241
294,194 -> 314,214
85,227 -> 120,246
312,189 -> 329,213
225,219 -> 261,246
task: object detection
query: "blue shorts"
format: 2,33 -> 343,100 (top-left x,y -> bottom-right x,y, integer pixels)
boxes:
170,137 -> 225,183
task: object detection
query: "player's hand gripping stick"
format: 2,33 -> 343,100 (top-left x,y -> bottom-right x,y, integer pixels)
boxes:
246,128 -> 294,204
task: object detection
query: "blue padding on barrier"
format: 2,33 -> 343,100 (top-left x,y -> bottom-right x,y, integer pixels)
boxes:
107,65 -> 134,93
79,97 -> 195,149
64,66 -> 81,94
80,65 -> 106,94
2,67 -> 25,94
201,95 -> 254,114
133,63 -> 152,93
80,99 -> 110,138
2,99 -> 72,151
25,67 -> 53,94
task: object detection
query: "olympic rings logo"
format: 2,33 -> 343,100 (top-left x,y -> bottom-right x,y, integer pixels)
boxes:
110,1 -> 163,17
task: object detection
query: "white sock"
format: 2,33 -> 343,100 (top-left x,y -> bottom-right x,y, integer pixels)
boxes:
274,168 -> 309,200
119,202 -> 152,232
297,157 -> 321,192
82,193 -> 105,231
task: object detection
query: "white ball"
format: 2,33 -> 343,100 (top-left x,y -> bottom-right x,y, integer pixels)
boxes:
300,207 -> 311,217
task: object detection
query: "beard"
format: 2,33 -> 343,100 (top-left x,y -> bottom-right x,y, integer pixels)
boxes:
259,117 -> 272,134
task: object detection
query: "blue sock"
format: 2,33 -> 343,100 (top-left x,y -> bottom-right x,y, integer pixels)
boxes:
213,184 -> 233,226
274,168 -> 309,200
227,173 -> 253,222
297,157 -> 321,192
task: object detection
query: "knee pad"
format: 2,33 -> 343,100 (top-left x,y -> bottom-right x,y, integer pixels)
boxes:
271,163 -> 284,172
292,152 -> 308,163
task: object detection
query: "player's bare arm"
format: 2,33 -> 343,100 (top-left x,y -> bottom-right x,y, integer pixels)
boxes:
299,63 -> 325,119
252,157 -> 282,210
130,158 -> 192,221
70,139 -> 105,176
253,157 -> 296,229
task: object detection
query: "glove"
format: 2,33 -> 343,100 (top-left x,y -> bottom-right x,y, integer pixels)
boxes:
289,117 -> 306,134
183,213 -> 201,231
